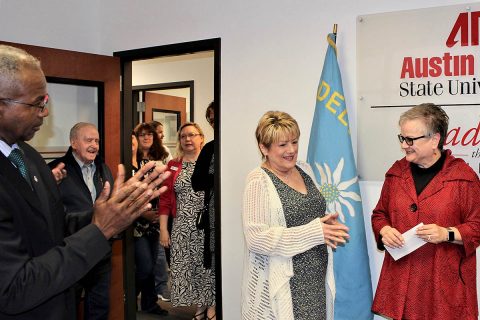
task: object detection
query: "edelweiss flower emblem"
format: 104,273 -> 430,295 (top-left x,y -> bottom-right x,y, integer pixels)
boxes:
314,158 -> 361,222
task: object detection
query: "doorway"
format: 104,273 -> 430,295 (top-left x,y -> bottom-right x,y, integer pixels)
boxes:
133,81 -> 195,156
114,38 -> 221,320
132,81 -> 194,124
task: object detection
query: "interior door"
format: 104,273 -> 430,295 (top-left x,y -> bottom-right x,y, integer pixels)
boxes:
115,38 -> 221,320
144,91 -> 187,124
0,40 -> 123,320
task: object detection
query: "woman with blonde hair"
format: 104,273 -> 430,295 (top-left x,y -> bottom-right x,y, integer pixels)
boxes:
159,122 -> 215,319
242,111 -> 349,320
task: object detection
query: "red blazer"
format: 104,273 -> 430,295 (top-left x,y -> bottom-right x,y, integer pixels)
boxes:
158,158 -> 182,218
371,150 -> 480,320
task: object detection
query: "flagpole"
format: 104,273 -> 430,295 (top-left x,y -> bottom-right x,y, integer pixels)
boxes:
333,24 -> 338,43
308,24 -> 374,319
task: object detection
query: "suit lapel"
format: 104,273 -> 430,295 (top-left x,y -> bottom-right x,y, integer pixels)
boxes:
25,155 -> 55,237
0,149 -> 55,253
0,151 -> 44,212
93,164 -> 105,200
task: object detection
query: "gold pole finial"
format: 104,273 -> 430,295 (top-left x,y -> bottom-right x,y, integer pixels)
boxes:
333,24 -> 338,35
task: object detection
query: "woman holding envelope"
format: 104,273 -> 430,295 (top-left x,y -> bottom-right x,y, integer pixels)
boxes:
371,103 -> 480,320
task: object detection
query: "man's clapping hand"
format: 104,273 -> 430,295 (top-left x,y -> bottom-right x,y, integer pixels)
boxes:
92,162 -> 170,239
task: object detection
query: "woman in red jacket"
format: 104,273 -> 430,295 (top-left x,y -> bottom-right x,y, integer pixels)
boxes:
371,103 -> 480,320
159,122 -> 215,319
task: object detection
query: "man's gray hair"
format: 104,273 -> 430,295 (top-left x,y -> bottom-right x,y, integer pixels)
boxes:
0,45 -> 42,95
70,122 -> 97,141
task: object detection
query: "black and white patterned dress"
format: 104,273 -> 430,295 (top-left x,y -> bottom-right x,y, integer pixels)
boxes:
170,161 -> 215,307
207,153 -> 215,267
263,166 -> 328,320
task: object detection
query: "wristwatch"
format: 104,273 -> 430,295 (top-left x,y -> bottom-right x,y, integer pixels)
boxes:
447,227 -> 455,242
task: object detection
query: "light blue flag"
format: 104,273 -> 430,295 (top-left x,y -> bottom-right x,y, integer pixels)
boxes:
307,33 -> 373,319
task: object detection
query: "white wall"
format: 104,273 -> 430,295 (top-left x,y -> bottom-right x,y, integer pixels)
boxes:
98,2 -> 471,318
1,1 -> 475,319
132,52 -> 215,141
0,0 -> 102,53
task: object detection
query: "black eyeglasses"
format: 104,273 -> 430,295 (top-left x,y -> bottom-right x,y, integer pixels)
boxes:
397,134 -> 427,146
0,94 -> 49,113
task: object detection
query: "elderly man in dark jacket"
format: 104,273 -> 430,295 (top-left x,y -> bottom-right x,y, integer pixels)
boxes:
49,122 -> 113,320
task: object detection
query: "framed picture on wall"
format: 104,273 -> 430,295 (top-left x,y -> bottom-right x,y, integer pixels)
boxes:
32,79 -> 101,162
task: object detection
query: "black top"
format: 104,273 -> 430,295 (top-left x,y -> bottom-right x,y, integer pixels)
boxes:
410,151 -> 446,195
191,140 -> 215,268
191,140 -> 214,193
133,160 -> 159,238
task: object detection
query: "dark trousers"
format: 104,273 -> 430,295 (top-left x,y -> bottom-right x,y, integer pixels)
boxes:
134,234 -> 159,311
75,258 -> 112,320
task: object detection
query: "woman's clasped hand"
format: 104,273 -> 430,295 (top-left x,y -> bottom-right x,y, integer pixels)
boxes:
320,213 -> 349,249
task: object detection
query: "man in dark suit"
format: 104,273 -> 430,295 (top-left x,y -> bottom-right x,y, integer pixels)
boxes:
0,45 -> 169,319
48,122 -> 114,320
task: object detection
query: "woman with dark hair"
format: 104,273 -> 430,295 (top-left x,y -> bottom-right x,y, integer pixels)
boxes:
135,122 -> 171,166
148,120 -> 173,301
132,124 -> 171,315
191,102 -> 216,319
150,120 -> 173,161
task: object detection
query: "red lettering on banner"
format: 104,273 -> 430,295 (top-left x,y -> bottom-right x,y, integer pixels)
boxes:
445,122 -> 480,147
429,57 -> 442,77
446,11 -> 480,47
400,54 -> 475,78
446,127 -> 461,146
462,122 -> 480,146
473,11 -> 480,46
401,58 -> 414,78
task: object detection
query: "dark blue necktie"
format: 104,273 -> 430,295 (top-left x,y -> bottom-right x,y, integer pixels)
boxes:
8,148 -> 31,184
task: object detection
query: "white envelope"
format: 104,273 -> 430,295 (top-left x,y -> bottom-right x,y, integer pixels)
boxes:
385,223 -> 427,261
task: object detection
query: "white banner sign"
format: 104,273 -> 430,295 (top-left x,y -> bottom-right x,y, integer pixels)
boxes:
357,3 -> 480,180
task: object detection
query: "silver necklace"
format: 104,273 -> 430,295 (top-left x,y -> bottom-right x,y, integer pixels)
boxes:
265,164 -> 293,183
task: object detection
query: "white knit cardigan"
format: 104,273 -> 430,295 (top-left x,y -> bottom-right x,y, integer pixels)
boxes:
241,161 -> 335,320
